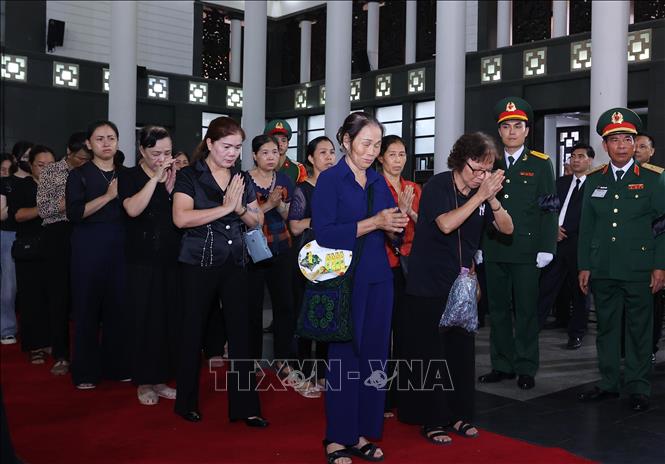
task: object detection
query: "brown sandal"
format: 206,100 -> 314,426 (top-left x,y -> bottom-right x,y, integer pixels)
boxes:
29,350 -> 47,365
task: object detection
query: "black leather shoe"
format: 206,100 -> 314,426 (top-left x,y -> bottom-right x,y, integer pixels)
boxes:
178,410 -> 202,422
478,370 -> 516,383
577,386 -> 620,402
566,336 -> 583,350
242,416 -> 269,428
630,394 -> 650,412
517,375 -> 535,390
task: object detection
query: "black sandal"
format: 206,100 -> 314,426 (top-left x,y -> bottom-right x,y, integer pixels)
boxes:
346,442 -> 384,462
420,425 -> 452,445
323,440 -> 352,464
451,420 -> 479,438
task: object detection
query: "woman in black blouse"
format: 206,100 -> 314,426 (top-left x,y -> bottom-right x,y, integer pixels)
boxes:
66,120 -> 130,390
10,146 -> 55,363
119,126 -> 180,406
172,116 -> 267,426
397,133 -> 513,444
287,136 -> 335,398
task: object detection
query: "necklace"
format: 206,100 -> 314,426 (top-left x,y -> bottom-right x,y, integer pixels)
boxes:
94,163 -> 115,185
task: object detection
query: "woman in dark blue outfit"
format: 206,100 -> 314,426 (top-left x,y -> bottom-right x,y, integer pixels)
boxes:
66,120 -> 130,389
312,113 -> 408,464
397,133 -> 513,444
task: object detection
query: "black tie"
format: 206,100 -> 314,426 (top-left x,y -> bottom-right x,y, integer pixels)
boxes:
563,179 -> 582,231
507,156 -> 515,169
616,169 -> 624,181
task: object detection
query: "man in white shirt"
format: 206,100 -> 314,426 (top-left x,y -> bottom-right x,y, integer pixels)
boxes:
537,143 -> 594,349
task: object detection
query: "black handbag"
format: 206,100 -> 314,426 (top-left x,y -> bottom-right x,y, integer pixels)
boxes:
11,235 -> 45,262
296,185 -> 374,343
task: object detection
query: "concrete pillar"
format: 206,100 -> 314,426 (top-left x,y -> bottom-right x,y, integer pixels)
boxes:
109,1 -> 137,167
497,0 -> 511,48
434,0 -> 466,173
367,1 -> 379,71
552,0 -> 569,38
324,0 -> 352,157
590,0 -> 630,165
405,0 -> 417,64
241,1 -> 267,170
299,20 -> 312,83
230,18 -> 242,83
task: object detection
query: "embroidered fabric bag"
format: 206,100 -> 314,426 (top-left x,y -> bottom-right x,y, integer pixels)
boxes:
296,185 -> 374,342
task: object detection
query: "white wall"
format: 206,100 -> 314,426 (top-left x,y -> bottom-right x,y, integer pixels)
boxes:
45,1 -> 193,75
465,0 -> 478,53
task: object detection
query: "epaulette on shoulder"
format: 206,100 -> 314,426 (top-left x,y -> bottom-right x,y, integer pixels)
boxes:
587,164 -> 607,175
529,150 -> 549,160
641,162 -> 664,174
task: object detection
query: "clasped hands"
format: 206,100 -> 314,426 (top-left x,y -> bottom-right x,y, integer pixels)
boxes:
374,207 -> 409,234
222,173 -> 247,215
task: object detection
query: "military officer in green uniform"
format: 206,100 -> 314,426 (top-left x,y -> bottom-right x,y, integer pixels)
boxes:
478,97 -> 558,390
577,108 -> 665,412
264,119 -> 307,185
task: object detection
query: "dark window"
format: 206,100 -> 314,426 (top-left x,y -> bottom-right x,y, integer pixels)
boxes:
634,0 -> 665,22
267,18 -> 300,86
310,8 -> 327,82
201,4 -> 230,81
569,0 -> 592,34
378,1 -> 406,68
513,0 -> 552,44
352,0 -> 368,74
416,0 -> 436,62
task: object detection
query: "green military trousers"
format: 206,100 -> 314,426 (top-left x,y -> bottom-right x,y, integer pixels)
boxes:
591,278 -> 653,396
486,262 -> 540,376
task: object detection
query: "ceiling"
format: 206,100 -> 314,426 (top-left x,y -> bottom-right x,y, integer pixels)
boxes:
206,1 -> 327,18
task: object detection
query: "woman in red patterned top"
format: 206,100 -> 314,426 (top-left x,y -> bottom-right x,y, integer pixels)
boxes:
377,134 -> 421,417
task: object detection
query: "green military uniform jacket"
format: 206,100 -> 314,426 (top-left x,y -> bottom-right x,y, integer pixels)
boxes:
578,161 -> 665,281
483,147 -> 558,263
279,157 -> 307,186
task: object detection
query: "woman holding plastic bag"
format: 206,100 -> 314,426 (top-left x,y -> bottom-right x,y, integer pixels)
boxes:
397,132 -> 513,445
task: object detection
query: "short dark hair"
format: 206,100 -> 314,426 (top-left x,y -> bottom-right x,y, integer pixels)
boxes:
11,140 -> 33,160
252,134 -> 278,154
305,136 -> 334,166
637,132 -> 654,147
447,132 -> 499,172
379,135 -> 406,158
28,145 -> 55,164
138,126 -> 171,149
336,112 -> 384,154
67,132 -> 88,154
114,150 -> 125,167
1,153 -> 17,175
571,142 -> 595,159
174,151 -> 190,161
86,120 -> 119,140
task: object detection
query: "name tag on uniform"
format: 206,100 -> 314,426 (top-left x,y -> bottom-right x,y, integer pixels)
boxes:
591,186 -> 608,198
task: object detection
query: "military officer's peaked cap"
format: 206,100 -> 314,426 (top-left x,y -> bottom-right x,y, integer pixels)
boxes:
494,97 -> 533,125
264,119 -> 292,140
596,107 -> 642,138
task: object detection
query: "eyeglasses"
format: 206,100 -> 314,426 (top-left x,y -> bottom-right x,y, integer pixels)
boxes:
466,161 -> 493,176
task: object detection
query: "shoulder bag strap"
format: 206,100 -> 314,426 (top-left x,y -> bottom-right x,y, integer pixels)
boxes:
347,183 -> 375,271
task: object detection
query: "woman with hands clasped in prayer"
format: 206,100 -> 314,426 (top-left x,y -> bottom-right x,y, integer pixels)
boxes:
172,117 -> 267,427
397,132 -> 513,445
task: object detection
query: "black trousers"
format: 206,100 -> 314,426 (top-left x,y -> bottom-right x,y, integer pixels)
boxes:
70,223 -> 130,385
248,252 -> 295,360
398,294 -> 476,426
128,261 -> 181,385
537,239 -> 589,338
44,222 -> 71,361
653,290 -> 664,353
385,266 -> 406,411
175,261 -> 260,419
15,256 -> 50,352
203,299 -> 227,359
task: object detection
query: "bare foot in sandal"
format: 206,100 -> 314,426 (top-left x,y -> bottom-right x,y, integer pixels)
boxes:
153,384 -> 177,400
324,441 -> 352,464
421,426 -> 452,445
137,385 -> 159,406
347,436 -> 384,461
452,420 -> 479,438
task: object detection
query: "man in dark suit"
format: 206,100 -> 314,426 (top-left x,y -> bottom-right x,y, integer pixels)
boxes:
537,142 -> 594,349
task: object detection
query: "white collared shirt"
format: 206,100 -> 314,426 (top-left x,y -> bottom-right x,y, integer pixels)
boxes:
504,146 -> 525,169
558,174 -> 587,226
610,159 -> 634,181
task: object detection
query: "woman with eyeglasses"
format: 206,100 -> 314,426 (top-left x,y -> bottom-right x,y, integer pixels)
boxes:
397,132 -> 512,445
9,145 -> 55,364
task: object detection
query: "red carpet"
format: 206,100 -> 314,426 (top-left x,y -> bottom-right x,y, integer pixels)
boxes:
1,344 -> 594,463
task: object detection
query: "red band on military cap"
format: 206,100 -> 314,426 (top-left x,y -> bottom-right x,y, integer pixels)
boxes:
497,110 -> 528,124
601,122 -> 637,137
268,128 -> 289,136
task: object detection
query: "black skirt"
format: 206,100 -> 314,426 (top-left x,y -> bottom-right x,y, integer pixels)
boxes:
397,293 -> 476,426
